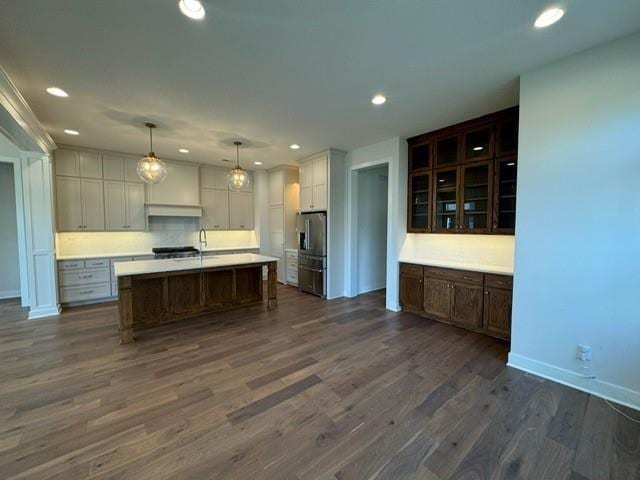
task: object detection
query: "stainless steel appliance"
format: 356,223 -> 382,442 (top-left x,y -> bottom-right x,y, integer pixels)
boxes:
152,246 -> 199,259
297,212 -> 327,297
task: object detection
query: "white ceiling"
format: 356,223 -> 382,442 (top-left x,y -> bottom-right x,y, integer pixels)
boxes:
0,0 -> 639,169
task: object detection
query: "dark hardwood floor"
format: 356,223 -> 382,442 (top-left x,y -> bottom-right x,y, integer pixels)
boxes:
0,287 -> 638,479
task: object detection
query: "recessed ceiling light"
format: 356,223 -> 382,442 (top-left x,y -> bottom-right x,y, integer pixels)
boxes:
64,129 -> 79,135
534,7 -> 565,28
438,179 -> 445,182
46,87 -> 69,98
178,148 -> 190,153
178,0 -> 205,20
254,161 -> 263,166
507,162 -> 516,166
371,94 -> 386,105
290,144 -> 300,150
473,146 -> 484,151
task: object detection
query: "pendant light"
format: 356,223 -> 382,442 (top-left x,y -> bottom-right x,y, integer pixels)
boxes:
137,123 -> 168,184
227,141 -> 250,190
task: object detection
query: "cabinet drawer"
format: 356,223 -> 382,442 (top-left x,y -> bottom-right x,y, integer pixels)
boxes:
287,261 -> 298,271
86,258 -> 109,268
111,282 -> 118,297
400,263 -> 423,277
58,260 -> 85,270
286,251 -> 298,259
59,268 -> 110,287
484,274 -> 513,289
423,266 -> 483,285
60,283 -> 111,303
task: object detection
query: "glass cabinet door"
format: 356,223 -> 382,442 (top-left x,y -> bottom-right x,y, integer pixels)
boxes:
494,157 -> 517,232
435,135 -> 460,167
461,162 -> 491,232
464,125 -> 493,162
408,173 -> 431,231
434,168 -> 458,231
496,116 -> 518,157
409,141 -> 431,172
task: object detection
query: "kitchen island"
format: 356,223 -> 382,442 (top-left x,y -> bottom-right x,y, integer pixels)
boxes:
114,253 -> 278,344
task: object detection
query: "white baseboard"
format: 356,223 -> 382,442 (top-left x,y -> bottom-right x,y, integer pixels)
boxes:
508,353 -> 640,411
357,284 -> 386,295
0,289 -> 20,300
27,304 -> 61,320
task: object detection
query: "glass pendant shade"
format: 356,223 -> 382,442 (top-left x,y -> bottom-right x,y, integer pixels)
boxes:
227,141 -> 250,190
228,167 -> 250,190
137,152 -> 168,184
137,123 -> 168,184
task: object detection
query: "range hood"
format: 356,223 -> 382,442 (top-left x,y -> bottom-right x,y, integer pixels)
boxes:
146,204 -> 202,217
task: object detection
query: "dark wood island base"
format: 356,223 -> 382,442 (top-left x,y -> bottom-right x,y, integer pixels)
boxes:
118,260 -> 277,344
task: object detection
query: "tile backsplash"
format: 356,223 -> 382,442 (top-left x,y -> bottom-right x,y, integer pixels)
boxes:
401,234 -> 515,269
56,218 -> 258,257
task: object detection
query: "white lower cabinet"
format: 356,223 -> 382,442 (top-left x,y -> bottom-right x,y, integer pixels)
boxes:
58,259 -> 111,303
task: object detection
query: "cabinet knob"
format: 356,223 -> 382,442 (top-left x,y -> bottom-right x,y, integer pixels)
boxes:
485,291 -> 489,295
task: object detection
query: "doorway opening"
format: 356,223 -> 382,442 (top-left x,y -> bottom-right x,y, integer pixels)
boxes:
350,163 -> 389,298
0,162 -> 21,303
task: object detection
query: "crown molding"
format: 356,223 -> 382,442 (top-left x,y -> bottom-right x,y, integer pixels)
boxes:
0,66 -> 56,153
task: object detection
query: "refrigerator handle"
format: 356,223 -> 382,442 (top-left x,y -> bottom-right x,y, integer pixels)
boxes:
305,218 -> 311,250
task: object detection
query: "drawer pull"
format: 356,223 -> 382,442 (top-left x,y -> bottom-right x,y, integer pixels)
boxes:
80,290 -> 94,295
81,275 -> 94,279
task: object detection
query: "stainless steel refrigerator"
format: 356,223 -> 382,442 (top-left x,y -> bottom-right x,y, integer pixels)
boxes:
296,212 -> 327,297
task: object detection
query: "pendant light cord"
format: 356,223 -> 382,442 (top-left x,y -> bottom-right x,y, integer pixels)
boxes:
236,142 -> 240,168
149,126 -> 153,152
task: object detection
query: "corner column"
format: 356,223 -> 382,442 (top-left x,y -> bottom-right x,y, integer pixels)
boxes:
118,275 -> 134,344
267,261 -> 278,310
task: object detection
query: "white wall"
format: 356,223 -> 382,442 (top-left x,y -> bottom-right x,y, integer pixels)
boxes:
509,32 -> 640,409
356,165 -> 388,294
0,162 -> 20,298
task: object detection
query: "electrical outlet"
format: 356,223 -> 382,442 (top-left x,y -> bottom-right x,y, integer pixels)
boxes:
577,344 -> 592,362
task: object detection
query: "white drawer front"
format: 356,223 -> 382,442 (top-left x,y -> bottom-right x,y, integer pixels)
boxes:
59,268 -> 110,287
287,262 -> 298,272
58,260 -> 85,270
85,258 -> 109,268
286,251 -> 298,260
60,283 -> 111,303
111,282 -> 118,297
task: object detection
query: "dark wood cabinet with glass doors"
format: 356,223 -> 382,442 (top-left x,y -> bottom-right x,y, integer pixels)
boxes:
407,107 -> 518,235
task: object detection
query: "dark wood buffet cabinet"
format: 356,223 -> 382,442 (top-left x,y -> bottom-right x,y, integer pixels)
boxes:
399,262 -> 512,340
407,106 -> 518,234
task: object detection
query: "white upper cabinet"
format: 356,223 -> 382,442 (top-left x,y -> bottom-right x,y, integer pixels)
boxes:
147,161 -> 200,206
299,154 -> 327,211
201,188 -> 230,230
104,180 -> 127,230
56,176 -> 82,231
269,169 -> 284,206
201,166 -> 230,190
80,178 -> 105,231
79,152 -> 103,179
126,182 -> 146,230
104,181 -> 145,231
103,155 -> 126,181
103,155 -> 143,183
229,191 -> 254,230
55,150 -> 80,177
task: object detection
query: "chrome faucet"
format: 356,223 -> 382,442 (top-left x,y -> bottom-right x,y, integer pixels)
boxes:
198,228 -> 208,262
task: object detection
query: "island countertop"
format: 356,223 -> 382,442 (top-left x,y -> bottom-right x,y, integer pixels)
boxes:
114,253 -> 279,277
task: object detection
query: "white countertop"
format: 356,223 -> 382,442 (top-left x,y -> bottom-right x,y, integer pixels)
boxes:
400,257 -> 513,276
114,253 -> 278,277
56,245 -> 259,261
